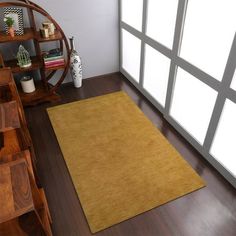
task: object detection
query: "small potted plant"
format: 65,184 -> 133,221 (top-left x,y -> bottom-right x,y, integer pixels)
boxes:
4,16 -> 15,37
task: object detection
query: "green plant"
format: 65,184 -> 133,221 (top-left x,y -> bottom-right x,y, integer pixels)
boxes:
4,16 -> 14,27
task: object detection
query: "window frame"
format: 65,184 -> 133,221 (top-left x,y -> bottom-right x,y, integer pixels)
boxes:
119,0 -> 236,188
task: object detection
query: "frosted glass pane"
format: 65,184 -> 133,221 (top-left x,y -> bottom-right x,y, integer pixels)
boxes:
122,29 -> 141,82
121,0 -> 143,31
180,0 -> 236,81
143,44 -> 171,106
146,0 -> 178,49
170,68 -> 218,144
230,70 -> 236,91
210,99 -> 236,177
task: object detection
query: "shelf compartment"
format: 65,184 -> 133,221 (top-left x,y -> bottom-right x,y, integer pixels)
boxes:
0,28 -> 63,44
4,56 -> 42,73
36,30 -> 63,42
18,80 -> 60,106
0,28 -> 35,43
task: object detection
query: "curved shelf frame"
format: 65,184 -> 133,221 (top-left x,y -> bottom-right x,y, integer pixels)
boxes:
0,1 -> 70,96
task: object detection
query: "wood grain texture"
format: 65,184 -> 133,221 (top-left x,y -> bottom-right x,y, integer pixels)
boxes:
0,156 -> 52,236
0,165 -> 15,222
11,161 -> 34,212
0,52 -> 4,67
0,130 -> 21,157
0,101 -> 20,132
0,67 -> 52,235
24,73 -> 236,236
0,69 -> 13,87
0,159 -> 34,224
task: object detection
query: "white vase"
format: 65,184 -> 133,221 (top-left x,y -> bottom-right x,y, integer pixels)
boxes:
69,37 -> 82,88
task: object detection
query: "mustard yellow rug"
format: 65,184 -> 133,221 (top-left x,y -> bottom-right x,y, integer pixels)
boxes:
47,91 -> 205,233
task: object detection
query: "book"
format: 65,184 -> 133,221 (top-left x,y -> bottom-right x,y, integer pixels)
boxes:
44,55 -> 64,62
44,58 -> 65,66
44,60 -> 65,69
43,48 -> 63,59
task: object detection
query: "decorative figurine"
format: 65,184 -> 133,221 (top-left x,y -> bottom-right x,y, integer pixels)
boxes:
17,45 -> 32,68
69,37 -> 82,88
40,27 -> 49,38
42,21 -> 55,36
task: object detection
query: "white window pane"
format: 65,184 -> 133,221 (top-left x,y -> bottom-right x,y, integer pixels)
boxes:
210,99 -> 236,177
230,70 -> 236,91
143,44 -> 171,106
170,68 -> 218,144
146,0 -> 178,49
121,0 -> 143,31
122,29 -> 141,82
180,0 -> 236,81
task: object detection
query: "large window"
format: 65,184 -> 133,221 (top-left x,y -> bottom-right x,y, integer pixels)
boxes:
210,99 -> 236,177
121,0 -> 143,31
120,0 -> 236,187
180,0 -> 235,81
122,29 -> 141,83
146,0 -> 178,49
170,68 -> 217,144
230,70 -> 236,91
143,44 -> 171,106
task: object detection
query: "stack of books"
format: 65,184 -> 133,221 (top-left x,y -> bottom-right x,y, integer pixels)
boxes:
43,48 -> 65,69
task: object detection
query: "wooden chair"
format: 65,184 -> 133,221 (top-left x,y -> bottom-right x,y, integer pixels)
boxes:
0,69 -> 31,147
0,101 -> 20,132
0,155 -> 52,236
0,68 -> 40,186
0,69 -> 52,235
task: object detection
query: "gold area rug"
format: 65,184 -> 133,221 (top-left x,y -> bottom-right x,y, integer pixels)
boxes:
47,91 -> 205,233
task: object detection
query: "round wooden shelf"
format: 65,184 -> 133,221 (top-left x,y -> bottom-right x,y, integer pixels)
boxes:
0,0 -> 70,106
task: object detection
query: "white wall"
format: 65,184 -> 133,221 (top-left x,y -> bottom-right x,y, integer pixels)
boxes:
35,0 -> 120,80
1,0 -> 119,82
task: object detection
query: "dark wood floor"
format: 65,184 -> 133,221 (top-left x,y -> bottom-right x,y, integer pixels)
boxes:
25,73 -> 236,236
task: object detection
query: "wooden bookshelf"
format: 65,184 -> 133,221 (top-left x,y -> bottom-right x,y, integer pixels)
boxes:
0,28 -> 63,44
17,80 -> 60,106
36,30 -> 63,42
5,56 -> 42,73
0,1 -> 70,106
0,28 -> 35,43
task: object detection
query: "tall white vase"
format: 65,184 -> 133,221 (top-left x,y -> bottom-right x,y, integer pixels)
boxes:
69,37 -> 82,88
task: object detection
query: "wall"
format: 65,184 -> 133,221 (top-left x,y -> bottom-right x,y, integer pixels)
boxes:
0,0 -> 119,82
